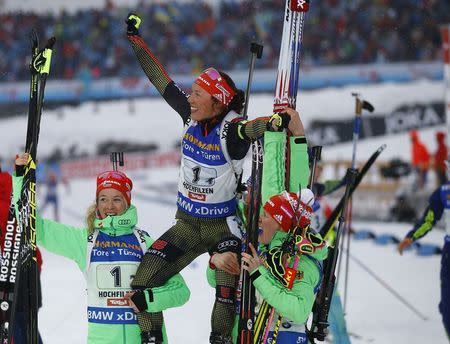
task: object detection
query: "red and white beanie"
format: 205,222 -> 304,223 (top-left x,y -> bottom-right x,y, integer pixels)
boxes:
195,67 -> 236,107
263,189 -> 314,231
96,170 -> 133,205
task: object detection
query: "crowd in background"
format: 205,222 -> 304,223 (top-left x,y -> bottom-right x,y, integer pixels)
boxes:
0,0 -> 449,82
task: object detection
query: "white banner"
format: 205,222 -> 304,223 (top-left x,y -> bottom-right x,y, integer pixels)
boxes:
60,150 -> 180,179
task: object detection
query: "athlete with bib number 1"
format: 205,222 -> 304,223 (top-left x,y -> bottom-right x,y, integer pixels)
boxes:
12,153 -> 190,344
125,12 -> 295,344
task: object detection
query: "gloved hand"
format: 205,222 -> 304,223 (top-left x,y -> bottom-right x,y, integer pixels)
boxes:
398,237 -> 413,255
267,112 -> 290,132
126,289 -> 151,313
125,13 -> 142,36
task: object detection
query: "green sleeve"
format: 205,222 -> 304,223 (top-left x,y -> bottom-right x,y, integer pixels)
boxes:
145,273 -> 191,312
261,133 -> 310,205
408,208 -> 435,241
11,174 -> 23,206
206,266 -> 216,288
142,236 -> 191,312
36,217 -> 88,271
261,132 -> 287,205
288,136 -> 310,192
251,257 -> 320,324
12,175 -> 88,271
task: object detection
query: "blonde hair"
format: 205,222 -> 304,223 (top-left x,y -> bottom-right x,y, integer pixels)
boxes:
85,196 -> 130,235
86,202 -> 97,235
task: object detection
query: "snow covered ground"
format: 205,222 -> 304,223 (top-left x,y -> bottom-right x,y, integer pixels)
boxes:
0,79 -> 447,343
0,79 -> 445,165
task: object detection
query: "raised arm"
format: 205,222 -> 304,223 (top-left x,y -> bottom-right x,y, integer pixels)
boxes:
225,111 -> 292,161
12,153 -> 88,270
259,108 -> 309,202
126,13 -> 191,124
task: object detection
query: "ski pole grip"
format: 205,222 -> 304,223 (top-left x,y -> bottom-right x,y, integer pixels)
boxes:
307,146 -> 322,189
110,152 -> 124,171
243,42 -> 264,118
41,37 -> 56,75
41,50 -> 53,74
250,42 -> 264,59
362,100 -> 375,112
346,168 -> 358,190
45,37 -> 56,50
311,146 -> 322,162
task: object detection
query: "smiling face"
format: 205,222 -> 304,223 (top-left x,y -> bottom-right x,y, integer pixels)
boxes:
188,83 -> 224,122
258,211 -> 281,245
96,188 -> 128,219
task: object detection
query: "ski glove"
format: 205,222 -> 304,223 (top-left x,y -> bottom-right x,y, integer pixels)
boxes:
130,289 -> 153,312
267,112 -> 290,132
126,13 -> 142,36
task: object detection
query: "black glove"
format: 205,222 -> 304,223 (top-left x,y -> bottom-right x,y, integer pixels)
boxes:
130,289 -> 153,313
267,112 -> 290,132
125,13 -> 142,36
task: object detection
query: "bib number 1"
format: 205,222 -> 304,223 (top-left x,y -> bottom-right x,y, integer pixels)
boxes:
96,264 -> 137,289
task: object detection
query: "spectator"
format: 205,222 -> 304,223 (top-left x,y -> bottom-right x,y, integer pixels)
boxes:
409,129 -> 430,189
434,131 -> 448,185
39,169 -> 69,222
0,0 -> 448,82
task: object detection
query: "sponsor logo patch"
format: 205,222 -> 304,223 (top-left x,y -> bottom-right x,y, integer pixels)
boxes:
220,286 -> 231,299
188,192 -> 206,201
107,298 -> 130,307
152,239 -> 168,250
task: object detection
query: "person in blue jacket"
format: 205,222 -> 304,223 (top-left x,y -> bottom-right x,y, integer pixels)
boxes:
398,160 -> 450,340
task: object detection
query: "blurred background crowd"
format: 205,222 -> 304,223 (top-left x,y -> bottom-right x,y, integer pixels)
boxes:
0,0 -> 449,82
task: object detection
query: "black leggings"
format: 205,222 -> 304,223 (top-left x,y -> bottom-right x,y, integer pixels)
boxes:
132,210 -> 239,336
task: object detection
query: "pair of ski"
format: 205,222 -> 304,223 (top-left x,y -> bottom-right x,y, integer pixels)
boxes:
237,1 -> 310,343
0,31 -> 55,344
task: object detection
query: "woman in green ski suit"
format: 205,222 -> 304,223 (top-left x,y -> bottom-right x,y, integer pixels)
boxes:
209,108 -> 327,343
13,154 -> 190,344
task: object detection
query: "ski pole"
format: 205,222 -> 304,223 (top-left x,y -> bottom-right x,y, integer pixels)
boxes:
340,93 -> 374,312
270,314 -> 283,344
243,42 -> 263,119
319,144 -> 386,238
349,94 -> 374,169
261,307 -> 276,344
34,36 -> 56,152
110,152 -> 124,171
308,168 -> 358,343
238,139 -> 264,344
348,252 -> 428,321
236,42 -> 263,198
253,301 -> 272,344
237,42 -> 264,344
308,145 -> 322,190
